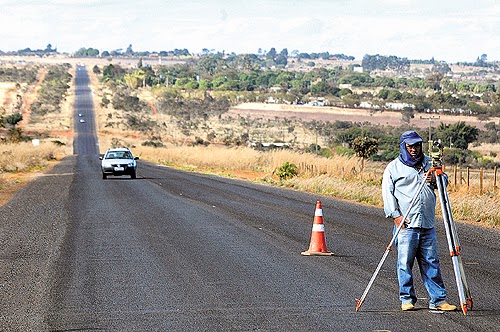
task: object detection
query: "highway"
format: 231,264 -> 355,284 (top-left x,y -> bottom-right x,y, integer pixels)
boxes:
0,65 -> 498,331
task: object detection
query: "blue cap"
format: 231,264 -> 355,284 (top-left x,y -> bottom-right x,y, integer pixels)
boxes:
400,130 -> 423,145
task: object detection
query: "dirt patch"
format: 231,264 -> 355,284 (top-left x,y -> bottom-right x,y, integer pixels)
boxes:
0,82 -> 17,109
228,103 -> 500,130
18,68 -> 47,127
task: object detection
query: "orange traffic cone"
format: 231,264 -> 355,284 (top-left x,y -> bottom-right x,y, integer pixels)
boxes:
301,201 -> 333,256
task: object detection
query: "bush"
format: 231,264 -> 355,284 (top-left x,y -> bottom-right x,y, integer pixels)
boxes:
141,140 -> 164,147
51,140 -> 66,146
275,161 -> 298,180
334,145 -> 355,157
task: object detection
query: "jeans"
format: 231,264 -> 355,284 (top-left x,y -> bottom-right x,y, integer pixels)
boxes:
394,227 -> 447,306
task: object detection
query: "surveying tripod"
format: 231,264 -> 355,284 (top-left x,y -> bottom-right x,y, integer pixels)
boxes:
355,141 -> 473,315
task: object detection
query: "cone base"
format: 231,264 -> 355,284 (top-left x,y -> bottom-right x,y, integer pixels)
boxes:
301,250 -> 333,256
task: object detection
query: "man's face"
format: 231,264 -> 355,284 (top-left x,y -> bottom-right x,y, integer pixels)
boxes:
405,142 -> 422,158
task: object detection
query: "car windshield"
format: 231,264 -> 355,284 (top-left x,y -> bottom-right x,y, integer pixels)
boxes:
106,152 -> 132,159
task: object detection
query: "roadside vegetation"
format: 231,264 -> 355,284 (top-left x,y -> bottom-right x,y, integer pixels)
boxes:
132,144 -> 499,228
0,141 -> 65,198
0,48 -> 499,227
0,62 -> 72,201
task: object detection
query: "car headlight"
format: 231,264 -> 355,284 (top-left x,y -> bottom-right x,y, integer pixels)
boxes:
127,162 -> 135,167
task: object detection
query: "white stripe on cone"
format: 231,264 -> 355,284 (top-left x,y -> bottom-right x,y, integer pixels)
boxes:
312,224 -> 325,232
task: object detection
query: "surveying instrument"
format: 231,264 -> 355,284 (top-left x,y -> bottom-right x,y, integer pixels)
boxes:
355,141 -> 473,315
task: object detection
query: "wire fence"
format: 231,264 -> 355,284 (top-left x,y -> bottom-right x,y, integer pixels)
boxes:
297,162 -> 499,197
447,165 -> 498,196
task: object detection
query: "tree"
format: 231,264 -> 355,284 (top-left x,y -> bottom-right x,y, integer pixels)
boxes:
5,112 -> 22,126
352,136 -> 378,171
361,54 -> 410,72
387,90 -> 402,100
276,48 -> 288,66
434,121 -> 479,150
197,54 -> 225,77
102,64 -> 127,81
425,72 -> 444,90
45,44 -> 55,52
431,61 -> 451,75
275,54 -> 288,66
377,89 -> 389,99
124,70 -> 145,89
5,112 -> 23,142
126,44 -> 134,55
266,47 -> 277,60
311,81 -> 329,95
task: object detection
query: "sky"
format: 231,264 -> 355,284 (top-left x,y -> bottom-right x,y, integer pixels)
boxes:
1,0 -> 499,63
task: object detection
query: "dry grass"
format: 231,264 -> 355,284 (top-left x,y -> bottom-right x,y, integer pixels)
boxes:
0,141 -> 66,206
470,143 -> 500,163
0,141 -> 65,172
134,144 -> 366,178
0,62 -> 73,204
133,144 -> 499,228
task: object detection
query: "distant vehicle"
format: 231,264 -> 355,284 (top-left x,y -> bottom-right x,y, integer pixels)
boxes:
78,113 -> 83,117
79,119 -> 85,123
99,147 -> 139,179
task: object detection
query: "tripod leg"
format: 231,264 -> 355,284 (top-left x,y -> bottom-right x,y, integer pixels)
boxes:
438,176 -> 473,310
436,173 -> 472,314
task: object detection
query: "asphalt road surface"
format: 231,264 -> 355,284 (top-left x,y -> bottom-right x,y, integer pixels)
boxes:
0,65 -> 499,331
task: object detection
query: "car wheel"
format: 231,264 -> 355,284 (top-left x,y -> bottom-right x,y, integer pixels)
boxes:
102,173 -> 107,179
131,171 -> 136,179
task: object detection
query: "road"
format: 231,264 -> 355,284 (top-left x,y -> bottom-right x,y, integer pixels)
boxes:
0,65 -> 499,331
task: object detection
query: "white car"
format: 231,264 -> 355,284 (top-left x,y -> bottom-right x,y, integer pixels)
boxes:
99,148 -> 139,179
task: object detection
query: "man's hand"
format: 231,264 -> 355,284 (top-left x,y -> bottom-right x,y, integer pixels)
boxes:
394,216 -> 407,228
425,172 -> 436,184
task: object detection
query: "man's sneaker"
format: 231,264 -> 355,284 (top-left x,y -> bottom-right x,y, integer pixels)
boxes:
401,302 -> 415,311
429,302 -> 457,311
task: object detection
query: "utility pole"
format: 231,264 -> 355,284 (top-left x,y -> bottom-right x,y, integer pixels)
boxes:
315,127 -> 318,155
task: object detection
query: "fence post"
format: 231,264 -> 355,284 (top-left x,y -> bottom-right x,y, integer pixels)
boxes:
460,166 -> 463,185
467,167 -> 470,191
494,166 -> 498,194
453,165 -> 457,188
480,167 -> 483,195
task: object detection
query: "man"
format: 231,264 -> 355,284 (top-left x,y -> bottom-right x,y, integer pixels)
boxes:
382,130 -> 456,312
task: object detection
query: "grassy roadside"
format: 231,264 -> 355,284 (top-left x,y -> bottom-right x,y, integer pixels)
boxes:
133,144 -> 499,229
0,140 -> 498,228
0,142 -> 66,206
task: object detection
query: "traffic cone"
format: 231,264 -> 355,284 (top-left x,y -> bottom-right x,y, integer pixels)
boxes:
301,201 -> 333,256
